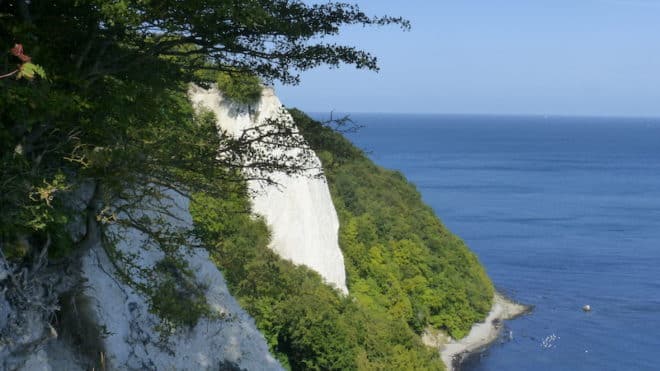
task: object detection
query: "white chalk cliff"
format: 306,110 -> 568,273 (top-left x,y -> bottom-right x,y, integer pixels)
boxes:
82,186 -> 282,370
0,183 -> 282,371
189,85 -> 348,294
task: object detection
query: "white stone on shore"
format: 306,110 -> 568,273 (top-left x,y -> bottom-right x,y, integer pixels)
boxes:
429,292 -> 528,371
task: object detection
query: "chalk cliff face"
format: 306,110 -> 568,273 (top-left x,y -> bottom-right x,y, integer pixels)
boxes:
189,85 -> 348,294
81,187 -> 282,371
0,184 -> 281,371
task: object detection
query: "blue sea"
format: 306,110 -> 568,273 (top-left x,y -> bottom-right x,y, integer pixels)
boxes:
315,113 -> 660,371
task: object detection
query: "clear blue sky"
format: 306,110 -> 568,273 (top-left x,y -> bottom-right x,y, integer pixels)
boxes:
274,0 -> 660,117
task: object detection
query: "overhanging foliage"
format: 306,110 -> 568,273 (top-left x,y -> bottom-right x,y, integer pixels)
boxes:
0,0 -> 409,343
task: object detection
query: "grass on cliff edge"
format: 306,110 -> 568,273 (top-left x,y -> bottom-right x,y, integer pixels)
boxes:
191,110 -> 493,370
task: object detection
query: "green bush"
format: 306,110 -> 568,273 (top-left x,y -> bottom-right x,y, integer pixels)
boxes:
216,71 -> 263,105
149,256 -> 212,332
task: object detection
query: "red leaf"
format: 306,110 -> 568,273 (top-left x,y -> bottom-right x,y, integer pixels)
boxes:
10,44 -> 23,56
10,44 -> 31,63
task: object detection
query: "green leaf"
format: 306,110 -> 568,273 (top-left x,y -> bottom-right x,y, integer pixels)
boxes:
17,62 -> 47,80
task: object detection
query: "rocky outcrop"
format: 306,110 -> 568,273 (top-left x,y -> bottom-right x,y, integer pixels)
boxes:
0,184 -> 281,370
423,293 -> 530,371
189,85 -> 348,294
80,187 -> 281,370
0,182 -> 93,370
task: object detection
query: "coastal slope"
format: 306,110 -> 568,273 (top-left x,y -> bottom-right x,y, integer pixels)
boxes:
434,293 -> 529,371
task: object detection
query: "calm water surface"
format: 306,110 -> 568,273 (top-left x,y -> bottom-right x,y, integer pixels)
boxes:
316,113 -> 660,371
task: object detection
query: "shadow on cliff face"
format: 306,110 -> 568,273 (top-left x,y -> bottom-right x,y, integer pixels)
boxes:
53,288 -> 107,369
219,359 -> 247,371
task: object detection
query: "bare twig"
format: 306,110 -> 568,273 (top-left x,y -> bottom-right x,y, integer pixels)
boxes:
0,69 -> 18,79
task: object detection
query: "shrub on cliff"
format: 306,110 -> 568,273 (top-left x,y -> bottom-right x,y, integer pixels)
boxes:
216,71 -> 263,105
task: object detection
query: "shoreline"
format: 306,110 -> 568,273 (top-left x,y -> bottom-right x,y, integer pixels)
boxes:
424,292 -> 530,371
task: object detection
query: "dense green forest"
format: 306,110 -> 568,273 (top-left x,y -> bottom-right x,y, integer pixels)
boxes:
191,110 -> 493,370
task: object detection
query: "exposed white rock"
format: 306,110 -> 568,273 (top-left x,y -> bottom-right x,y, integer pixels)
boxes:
189,85 -> 348,294
0,277 -> 84,370
18,349 -> 50,371
424,292 -> 529,371
0,249 -> 81,370
81,187 -> 282,370
1,181 -> 280,370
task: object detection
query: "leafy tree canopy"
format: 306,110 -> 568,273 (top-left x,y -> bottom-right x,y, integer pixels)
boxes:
0,0 -> 409,338
0,0 -> 408,255
2,0 -> 409,85
216,70 -> 262,105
